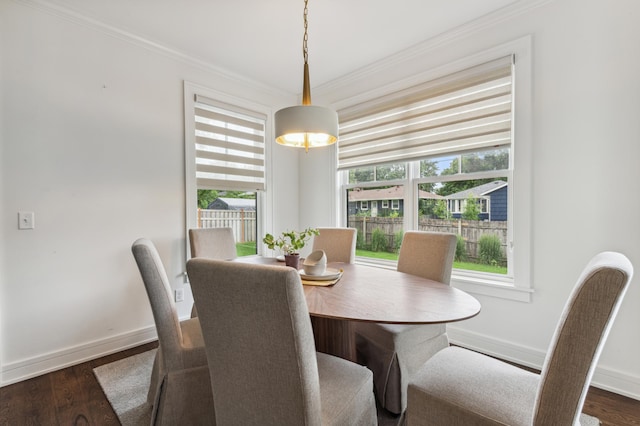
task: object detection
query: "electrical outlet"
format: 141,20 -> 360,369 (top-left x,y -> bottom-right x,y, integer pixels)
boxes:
174,288 -> 185,302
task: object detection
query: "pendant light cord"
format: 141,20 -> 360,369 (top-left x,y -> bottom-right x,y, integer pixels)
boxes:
301,0 -> 311,106
303,0 -> 309,65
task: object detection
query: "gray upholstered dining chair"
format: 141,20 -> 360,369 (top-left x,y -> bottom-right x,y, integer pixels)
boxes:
187,258 -> 378,426
189,227 -> 237,260
131,238 -> 215,425
407,251 -> 633,426
354,231 -> 457,414
188,227 -> 237,317
312,227 -> 358,264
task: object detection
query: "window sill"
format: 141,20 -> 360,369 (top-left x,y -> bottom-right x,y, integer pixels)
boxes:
452,271 -> 532,302
355,257 -> 533,302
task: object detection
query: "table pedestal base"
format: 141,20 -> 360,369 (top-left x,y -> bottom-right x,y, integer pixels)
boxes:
310,317 -> 356,362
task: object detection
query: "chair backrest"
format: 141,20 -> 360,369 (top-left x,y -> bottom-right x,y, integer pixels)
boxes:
312,227 -> 357,263
131,238 -> 184,369
188,227 -> 237,260
534,251 -> 633,426
396,231 -> 457,284
187,258 -> 323,426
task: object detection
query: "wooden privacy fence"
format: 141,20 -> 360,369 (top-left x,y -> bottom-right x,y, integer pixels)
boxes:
348,216 -> 508,263
197,209 -> 256,243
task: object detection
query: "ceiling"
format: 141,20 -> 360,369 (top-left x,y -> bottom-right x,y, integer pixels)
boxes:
43,0 -> 522,95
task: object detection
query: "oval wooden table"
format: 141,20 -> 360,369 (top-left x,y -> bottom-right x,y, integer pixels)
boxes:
236,257 -> 481,361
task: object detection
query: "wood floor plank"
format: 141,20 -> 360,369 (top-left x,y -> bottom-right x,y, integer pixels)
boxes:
1,341 -> 638,426
583,387 -> 640,426
75,361 -> 120,425
1,373 -> 57,425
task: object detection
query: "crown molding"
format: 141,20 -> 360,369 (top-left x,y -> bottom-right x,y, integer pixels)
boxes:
12,0 -> 291,100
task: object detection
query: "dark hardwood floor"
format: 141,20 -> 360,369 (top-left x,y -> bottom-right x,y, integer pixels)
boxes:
0,342 -> 158,426
1,341 -> 639,425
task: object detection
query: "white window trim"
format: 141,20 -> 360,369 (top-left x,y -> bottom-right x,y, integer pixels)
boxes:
360,201 -> 369,210
337,36 -> 533,302
382,200 -> 389,208
183,81 -> 270,259
391,200 -> 400,210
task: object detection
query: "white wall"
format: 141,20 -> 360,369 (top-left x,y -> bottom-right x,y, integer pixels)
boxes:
304,0 -> 640,398
0,0 -> 297,384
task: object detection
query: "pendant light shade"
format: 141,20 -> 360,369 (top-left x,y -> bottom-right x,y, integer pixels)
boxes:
275,0 -> 338,152
275,105 -> 338,149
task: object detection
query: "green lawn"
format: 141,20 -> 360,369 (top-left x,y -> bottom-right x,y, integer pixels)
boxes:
236,242 -> 257,257
356,249 -> 507,274
237,244 -> 506,274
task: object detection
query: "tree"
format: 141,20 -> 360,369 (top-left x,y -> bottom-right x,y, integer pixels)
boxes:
349,167 -> 374,183
197,189 -> 256,209
222,190 -> 255,199
437,154 -> 507,196
348,163 -> 407,183
375,163 -> 406,181
420,159 -> 438,177
197,189 -> 218,209
462,195 -> 480,220
433,199 -> 452,219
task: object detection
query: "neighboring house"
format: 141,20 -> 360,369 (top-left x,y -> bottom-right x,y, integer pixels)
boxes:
348,186 -> 442,217
207,197 -> 256,211
444,180 -> 508,221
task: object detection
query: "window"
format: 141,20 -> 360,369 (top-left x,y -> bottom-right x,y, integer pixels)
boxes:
382,200 -> 389,209
184,82 -> 269,258
337,38 -> 533,302
360,201 -> 369,210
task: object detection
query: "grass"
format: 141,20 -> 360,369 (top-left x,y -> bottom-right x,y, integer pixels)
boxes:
356,249 -> 399,261
453,261 -> 507,274
236,242 -> 257,257
356,248 -> 507,274
236,243 -> 507,274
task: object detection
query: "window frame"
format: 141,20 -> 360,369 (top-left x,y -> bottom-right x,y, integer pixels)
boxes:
183,81 -> 269,259
336,37 -> 533,302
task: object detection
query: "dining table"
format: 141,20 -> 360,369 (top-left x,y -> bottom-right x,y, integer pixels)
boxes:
235,256 -> 481,362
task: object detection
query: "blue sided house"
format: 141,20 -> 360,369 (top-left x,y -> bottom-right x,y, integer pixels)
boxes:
444,180 -> 508,221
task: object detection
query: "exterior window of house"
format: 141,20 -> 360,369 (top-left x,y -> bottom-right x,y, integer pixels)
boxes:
336,38 -> 533,301
480,198 -> 489,213
184,82 -> 268,258
346,168 -> 406,259
360,201 -> 368,210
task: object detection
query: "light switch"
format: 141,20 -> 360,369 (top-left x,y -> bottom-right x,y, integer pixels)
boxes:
18,211 -> 35,229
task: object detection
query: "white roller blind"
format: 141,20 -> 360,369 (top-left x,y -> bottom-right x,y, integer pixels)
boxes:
194,95 -> 266,191
338,56 -> 513,170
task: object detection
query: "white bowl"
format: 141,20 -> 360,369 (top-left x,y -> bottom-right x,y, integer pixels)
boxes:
303,250 -> 327,275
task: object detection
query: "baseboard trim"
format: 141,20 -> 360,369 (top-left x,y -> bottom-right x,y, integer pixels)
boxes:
1,326 -> 158,387
448,327 -> 640,401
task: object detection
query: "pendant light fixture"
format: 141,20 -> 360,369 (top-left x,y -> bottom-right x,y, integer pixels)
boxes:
275,0 -> 338,152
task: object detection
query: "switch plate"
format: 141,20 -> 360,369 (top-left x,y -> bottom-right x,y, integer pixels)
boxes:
175,288 -> 185,302
18,211 -> 35,229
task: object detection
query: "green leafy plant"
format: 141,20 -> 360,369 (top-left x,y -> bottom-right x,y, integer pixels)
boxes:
394,230 -> 404,253
478,234 -> 503,265
455,234 -> 467,262
433,199 -> 452,220
371,228 -> 388,252
462,195 -> 481,220
356,229 -> 366,250
263,228 -> 319,255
